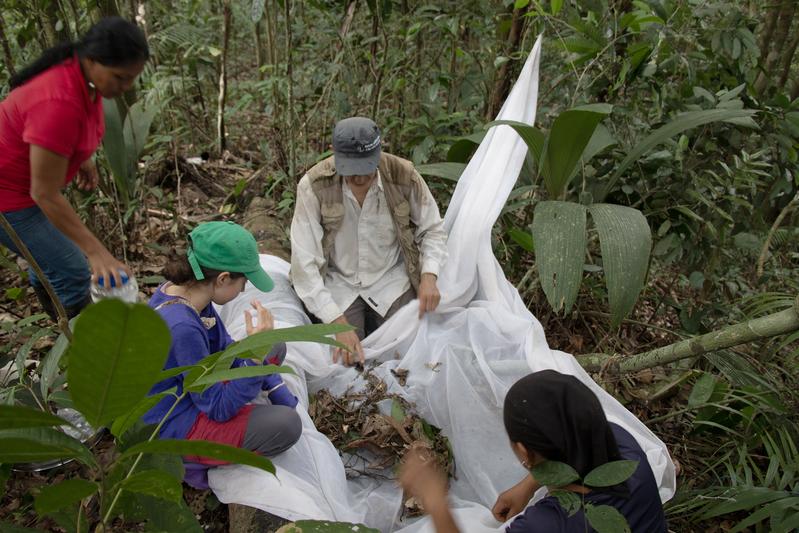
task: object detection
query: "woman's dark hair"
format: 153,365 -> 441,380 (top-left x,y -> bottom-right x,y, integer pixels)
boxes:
503,370 -> 622,480
163,252 -> 245,286
10,17 -> 149,89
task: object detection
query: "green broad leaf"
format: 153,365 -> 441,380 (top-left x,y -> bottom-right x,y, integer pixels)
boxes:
588,204 -> 652,327
111,390 -> 175,439
102,98 -> 131,202
391,399 -> 406,422
4,287 -> 24,301
157,364 -> 200,382
729,496 -> 799,533
17,313 -> 49,328
117,470 -> 183,503
540,104 -> 612,197
219,324 -> 350,362
774,510 -> 799,532
276,520 -> 380,533
0,427 -> 95,466
585,504 -> 631,533
514,0 -> 530,9
584,460 -> 639,487
447,131 -> 485,163
123,100 -> 157,164
40,331 -> 70,401
121,439 -> 275,475
700,487 -> 791,518
488,120 -> 546,166
602,109 -> 758,199
532,201 -> 587,314
530,460 -> 580,487
581,124 -> 617,163
416,162 -> 466,181
187,364 -> 294,390
68,300 -> 171,428
688,373 -> 717,408
116,493 -> 201,533
35,478 -> 98,515
507,227 -> 535,252
550,489 -> 581,516
550,0 -> 563,15
0,405 -> 69,430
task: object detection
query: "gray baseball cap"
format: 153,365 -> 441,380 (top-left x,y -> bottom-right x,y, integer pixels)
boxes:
332,117 -> 382,176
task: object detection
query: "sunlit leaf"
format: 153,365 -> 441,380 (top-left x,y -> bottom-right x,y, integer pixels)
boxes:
584,460 -> 639,487
68,300 -> 170,428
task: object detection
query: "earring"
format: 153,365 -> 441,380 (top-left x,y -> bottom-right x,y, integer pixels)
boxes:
521,460 -> 530,469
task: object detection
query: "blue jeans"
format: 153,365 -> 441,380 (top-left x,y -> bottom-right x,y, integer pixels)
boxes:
0,205 -> 91,308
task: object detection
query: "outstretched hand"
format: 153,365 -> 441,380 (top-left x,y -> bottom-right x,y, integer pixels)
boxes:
332,316 -> 364,366
75,159 -> 100,191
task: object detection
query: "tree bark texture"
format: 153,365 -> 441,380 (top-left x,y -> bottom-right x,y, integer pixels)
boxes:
486,4 -> 527,120
0,11 -> 16,78
217,0 -> 232,153
755,0 -> 797,95
579,297 -> 799,373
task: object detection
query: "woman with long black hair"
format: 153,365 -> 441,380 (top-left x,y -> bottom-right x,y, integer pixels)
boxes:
0,17 -> 148,318
400,370 -> 667,532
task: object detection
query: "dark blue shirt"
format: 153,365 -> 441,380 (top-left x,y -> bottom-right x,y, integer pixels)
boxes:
142,286 -> 265,439
506,424 -> 667,533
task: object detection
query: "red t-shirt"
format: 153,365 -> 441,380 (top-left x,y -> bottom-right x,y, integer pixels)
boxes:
0,55 -> 105,212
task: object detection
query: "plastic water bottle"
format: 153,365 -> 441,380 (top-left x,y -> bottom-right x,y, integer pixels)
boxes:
90,271 -> 139,303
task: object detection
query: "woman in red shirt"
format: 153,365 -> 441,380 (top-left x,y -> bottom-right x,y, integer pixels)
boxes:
0,17 -> 148,318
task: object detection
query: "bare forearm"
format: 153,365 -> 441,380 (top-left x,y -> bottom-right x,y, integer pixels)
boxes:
426,498 -> 460,533
33,191 -> 105,256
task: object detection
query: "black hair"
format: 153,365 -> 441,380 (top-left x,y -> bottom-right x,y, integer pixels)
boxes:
163,253 -> 245,286
503,370 -> 622,480
9,17 -> 149,89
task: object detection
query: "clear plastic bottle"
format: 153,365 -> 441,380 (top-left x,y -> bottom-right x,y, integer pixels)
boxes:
90,271 -> 139,303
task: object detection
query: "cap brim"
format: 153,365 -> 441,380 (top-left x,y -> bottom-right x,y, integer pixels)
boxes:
245,267 -> 274,293
334,149 -> 380,176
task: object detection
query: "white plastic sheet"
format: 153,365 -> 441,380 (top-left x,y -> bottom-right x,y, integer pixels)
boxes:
211,36 -> 676,532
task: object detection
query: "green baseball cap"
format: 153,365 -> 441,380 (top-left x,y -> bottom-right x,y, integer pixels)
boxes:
186,221 -> 274,292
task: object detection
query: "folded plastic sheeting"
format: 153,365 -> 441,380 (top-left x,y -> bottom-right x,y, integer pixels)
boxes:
211,36 -> 676,532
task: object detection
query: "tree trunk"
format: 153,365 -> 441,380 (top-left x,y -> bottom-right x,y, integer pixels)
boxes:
778,22 -> 799,89
255,19 -> 265,81
217,0 -> 232,154
284,0 -> 296,179
486,4 -> 527,120
579,297 -> 799,373
0,11 -> 16,78
755,0 -> 796,95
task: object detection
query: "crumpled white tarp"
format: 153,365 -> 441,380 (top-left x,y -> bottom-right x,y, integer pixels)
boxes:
211,36 -> 676,532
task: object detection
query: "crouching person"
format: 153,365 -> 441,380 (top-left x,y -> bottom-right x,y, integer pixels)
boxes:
143,221 -> 301,486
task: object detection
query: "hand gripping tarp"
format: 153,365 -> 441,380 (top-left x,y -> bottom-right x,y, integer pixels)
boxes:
211,36 -> 676,532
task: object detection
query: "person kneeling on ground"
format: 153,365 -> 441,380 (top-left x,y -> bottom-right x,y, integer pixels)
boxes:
143,221 -> 301,481
400,370 -> 667,533
290,117 -> 448,366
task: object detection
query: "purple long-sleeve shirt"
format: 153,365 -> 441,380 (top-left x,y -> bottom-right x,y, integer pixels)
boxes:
143,286 -> 270,439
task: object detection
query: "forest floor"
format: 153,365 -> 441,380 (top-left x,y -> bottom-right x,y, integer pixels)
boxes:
0,145 -> 774,532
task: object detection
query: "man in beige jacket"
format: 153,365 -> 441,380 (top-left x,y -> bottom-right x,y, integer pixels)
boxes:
290,117 -> 448,366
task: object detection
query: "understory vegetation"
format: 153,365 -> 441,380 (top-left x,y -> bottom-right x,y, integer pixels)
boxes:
0,0 -> 798,531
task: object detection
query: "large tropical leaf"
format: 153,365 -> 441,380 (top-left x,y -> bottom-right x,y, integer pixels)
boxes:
532,201 -> 587,314
581,124 -> 617,164
0,427 -> 95,466
218,323 -> 350,363
35,479 -> 98,515
540,104 -> 613,197
121,439 -> 276,475
102,98 -> 130,201
123,100 -> 157,165
39,330 -> 69,401
416,162 -> 467,181
588,204 -> 652,327
188,364 -> 294,391
117,470 -> 183,503
488,120 -> 546,163
68,300 -> 170,428
601,109 -> 758,198
0,405 -> 67,430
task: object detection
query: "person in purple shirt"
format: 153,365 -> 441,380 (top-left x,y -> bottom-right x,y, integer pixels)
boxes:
400,370 -> 667,533
143,221 -> 301,479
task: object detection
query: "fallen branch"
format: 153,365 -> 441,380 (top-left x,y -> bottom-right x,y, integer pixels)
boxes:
579,296 -> 799,373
